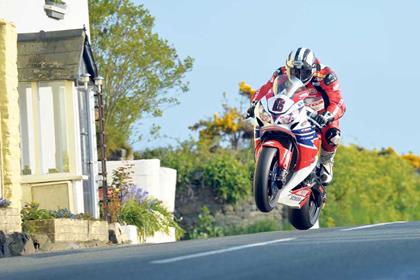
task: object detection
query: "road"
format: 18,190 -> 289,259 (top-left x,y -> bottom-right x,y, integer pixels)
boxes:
1,221 -> 420,280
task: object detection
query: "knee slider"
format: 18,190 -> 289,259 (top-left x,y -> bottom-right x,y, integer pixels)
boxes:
326,128 -> 341,146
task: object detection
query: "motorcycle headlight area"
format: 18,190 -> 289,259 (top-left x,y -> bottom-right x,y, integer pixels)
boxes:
256,104 -> 272,124
277,109 -> 300,124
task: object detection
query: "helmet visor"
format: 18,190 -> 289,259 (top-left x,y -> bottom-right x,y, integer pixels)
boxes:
288,66 -> 313,84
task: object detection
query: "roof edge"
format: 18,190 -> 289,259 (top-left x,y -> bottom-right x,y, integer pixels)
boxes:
18,29 -> 85,42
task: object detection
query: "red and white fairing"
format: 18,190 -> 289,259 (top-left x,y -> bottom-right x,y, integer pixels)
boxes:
254,75 -> 322,208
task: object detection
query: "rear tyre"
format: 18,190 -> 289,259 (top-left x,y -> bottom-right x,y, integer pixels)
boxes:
254,147 -> 280,212
288,192 -> 321,230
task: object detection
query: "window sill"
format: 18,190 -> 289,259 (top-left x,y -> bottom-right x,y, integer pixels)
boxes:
21,173 -> 88,184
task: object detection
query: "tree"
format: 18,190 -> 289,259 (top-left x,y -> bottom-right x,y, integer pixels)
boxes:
89,0 -> 193,154
189,81 -> 256,150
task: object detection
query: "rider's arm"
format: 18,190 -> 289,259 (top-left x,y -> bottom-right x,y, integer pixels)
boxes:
319,68 -> 346,120
251,67 -> 285,103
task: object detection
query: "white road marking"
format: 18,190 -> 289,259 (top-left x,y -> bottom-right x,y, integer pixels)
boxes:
340,221 -> 407,232
150,237 -> 296,264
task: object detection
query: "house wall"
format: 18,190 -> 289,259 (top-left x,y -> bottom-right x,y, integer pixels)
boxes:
0,19 -> 23,233
0,19 -> 22,210
0,0 -> 90,35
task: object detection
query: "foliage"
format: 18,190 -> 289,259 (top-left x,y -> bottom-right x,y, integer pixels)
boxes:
107,164 -> 183,239
190,94 -> 253,150
321,145 -> 420,227
106,164 -> 135,222
185,207 -> 281,239
111,165 -> 135,189
402,153 -> 420,170
141,141 -> 203,189
20,203 -> 95,233
51,208 -> 74,219
21,203 -> 54,222
185,207 -> 223,239
0,198 -> 11,208
119,199 -> 183,241
89,0 -> 193,154
202,152 -> 251,204
238,81 -> 256,99
141,142 -> 252,204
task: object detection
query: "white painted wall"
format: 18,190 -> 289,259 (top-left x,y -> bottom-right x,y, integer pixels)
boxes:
106,160 -> 177,243
0,0 -> 90,35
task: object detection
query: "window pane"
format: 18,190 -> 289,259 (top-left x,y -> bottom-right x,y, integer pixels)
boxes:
38,82 -> 68,174
38,84 -> 56,174
18,83 -> 35,175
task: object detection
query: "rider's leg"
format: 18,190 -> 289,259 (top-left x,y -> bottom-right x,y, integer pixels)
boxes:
320,121 -> 341,185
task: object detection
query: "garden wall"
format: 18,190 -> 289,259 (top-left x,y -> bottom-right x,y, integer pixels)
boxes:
0,208 -> 21,233
26,219 -> 108,242
176,184 -> 284,234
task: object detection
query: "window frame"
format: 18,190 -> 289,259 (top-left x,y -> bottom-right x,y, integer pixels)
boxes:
18,80 -> 80,179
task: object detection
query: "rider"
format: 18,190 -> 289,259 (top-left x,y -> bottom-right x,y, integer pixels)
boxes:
248,47 -> 346,186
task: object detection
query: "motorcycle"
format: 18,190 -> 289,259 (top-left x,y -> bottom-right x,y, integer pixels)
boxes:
251,74 -> 325,230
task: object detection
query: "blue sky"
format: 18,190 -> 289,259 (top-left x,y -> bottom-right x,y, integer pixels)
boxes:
133,0 -> 420,154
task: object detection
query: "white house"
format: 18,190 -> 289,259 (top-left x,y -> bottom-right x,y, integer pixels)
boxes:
0,1 -> 100,217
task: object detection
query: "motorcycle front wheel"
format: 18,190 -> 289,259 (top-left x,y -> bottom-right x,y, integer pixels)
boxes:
254,147 -> 281,212
287,191 -> 321,230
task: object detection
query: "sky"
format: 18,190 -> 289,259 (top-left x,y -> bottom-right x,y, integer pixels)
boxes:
133,0 -> 420,154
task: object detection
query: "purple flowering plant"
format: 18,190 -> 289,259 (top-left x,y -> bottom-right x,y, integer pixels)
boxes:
0,198 -> 11,208
121,185 -> 149,204
110,164 -> 149,205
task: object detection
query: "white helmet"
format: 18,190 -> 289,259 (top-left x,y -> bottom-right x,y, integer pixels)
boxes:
285,48 -> 316,85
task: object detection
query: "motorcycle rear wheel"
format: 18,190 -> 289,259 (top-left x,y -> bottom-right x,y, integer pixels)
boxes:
254,147 -> 281,212
287,191 -> 321,230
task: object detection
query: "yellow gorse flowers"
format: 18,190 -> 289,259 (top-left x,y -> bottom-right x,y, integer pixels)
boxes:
239,81 -> 256,97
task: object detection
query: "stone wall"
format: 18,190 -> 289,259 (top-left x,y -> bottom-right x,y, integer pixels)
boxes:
176,184 -> 284,234
0,19 -> 22,211
26,219 -> 108,242
0,208 -> 21,233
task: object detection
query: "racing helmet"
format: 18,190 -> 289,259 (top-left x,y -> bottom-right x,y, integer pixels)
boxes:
285,48 -> 316,85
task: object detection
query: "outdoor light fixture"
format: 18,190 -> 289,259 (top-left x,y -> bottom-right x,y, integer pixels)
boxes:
79,73 -> 91,90
94,76 -> 104,87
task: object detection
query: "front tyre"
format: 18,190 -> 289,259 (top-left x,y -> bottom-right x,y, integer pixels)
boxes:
287,192 -> 321,230
254,147 -> 280,212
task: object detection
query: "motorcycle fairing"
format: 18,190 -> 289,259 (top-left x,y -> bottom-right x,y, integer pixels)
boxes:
292,124 -> 321,171
285,186 -> 312,208
277,159 -> 318,208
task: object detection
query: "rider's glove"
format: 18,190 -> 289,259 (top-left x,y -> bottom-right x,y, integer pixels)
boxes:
246,102 -> 257,119
313,111 -> 334,128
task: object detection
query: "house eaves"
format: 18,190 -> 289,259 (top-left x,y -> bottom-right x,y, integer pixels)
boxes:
17,28 -> 97,82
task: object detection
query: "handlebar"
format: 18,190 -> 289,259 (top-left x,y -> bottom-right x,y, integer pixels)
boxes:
305,108 -> 323,131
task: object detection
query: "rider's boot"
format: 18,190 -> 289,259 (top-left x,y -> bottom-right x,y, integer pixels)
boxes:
319,149 -> 336,186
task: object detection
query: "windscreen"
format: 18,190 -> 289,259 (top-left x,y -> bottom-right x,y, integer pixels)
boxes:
273,75 -> 305,98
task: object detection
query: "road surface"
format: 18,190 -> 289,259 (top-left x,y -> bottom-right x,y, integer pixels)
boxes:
1,221 -> 420,280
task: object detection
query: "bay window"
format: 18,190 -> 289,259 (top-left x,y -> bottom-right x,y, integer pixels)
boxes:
19,81 -> 70,175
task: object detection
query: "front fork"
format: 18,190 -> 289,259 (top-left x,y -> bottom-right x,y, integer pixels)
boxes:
255,132 -> 293,187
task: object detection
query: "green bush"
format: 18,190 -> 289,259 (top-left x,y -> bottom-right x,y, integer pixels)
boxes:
185,206 -> 223,239
321,145 -> 420,227
185,207 -> 281,239
119,198 -> 183,241
142,141 -> 202,189
202,152 -> 251,204
142,142 -> 252,204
